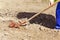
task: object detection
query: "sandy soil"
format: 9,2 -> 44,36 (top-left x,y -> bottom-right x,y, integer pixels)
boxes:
0,0 -> 60,40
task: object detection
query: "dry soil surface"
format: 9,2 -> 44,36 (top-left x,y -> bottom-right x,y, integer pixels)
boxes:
0,0 -> 59,40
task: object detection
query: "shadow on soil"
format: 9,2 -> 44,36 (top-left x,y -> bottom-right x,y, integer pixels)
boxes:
16,12 -> 56,29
